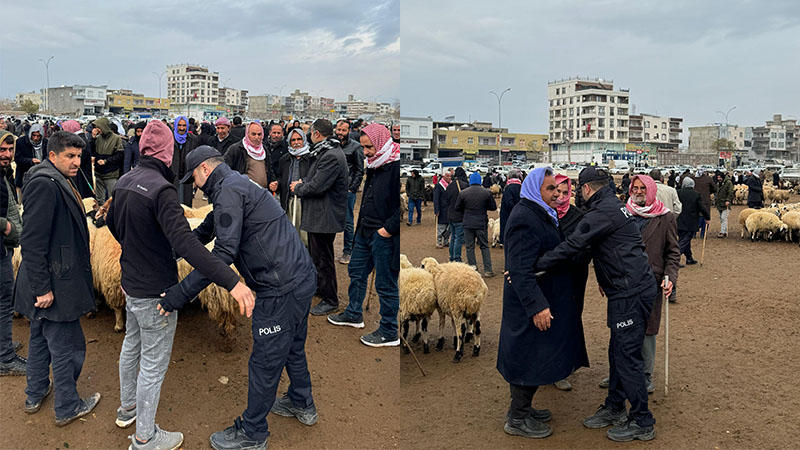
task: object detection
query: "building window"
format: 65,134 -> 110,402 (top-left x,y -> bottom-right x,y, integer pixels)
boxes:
598,118 -> 605,128
468,137 -> 474,145
661,133 -> 666,140
598,130 -> 605,139
452,137 -> 458,144
644,120 -> 650,128
419,125 -> 428,135
401,125 -> 410,136
599,106 -> 605,115
569,108 -> 574,117
645,133 -> 650,140
438,135 -> 446,145
570,97 -> 574,104
662,122 -> 666,129
610,131 -> 614,139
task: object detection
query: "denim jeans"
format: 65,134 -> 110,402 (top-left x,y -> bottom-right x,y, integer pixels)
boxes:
0,251 -> 14,362
119,295 -> 178,441
344,229 -> 399,339
408,198 -> 422,224
698,216 -> 707,238
26,318 -> 85,419
242,276 -> 315,440
449,222 -> 464,262
463,227 -> 492,273
343,191 -> 357,255
718,208 -> 729,234
436,223 -> 450,247
95,176 -> 117,205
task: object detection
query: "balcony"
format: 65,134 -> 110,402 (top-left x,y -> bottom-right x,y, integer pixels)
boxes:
670,127 -> 682,133
670,139 -> 681,144
629,137 -> 643,142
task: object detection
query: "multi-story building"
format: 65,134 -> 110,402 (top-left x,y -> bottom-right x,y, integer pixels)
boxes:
106,89 -> 169,116
432,121 -> 548,163
15,91 -> 43,109
335,94 -> 395,121
399,116 -> 433,161
46,85 -> 107,116
689,124 -> 751,166
620,113 -> 683,165
750,114 -> 798,163
166,64 -> 219,118
217,87 -> 248,116
547,77 -> 630,164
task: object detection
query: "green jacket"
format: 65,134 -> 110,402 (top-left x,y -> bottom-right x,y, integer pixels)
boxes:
714,177 -> 734,209
405,175 -> 425,200
92,118 -> 124,178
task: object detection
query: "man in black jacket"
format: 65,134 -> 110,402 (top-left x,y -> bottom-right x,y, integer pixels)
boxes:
535,167 -> 657,442
445,167 -> 469,262
433,170 -> 451,248
335,119 -> 364,264
91,118 -> 124,204
13,123 -> 47,195
107,123 -> 253,449
745,169 -> 763,208
456,172 -> 497,277
291,119 -> 349,316
122,121 -> 145,174
327,124 -> 400,347
229,116 -> 246,141
0,131 -> 24,376
14,131 -> 101,426
676,177 -> 709,265
266,123 -> 288,182
159,146 -> 318,450
214,117 -> 236,154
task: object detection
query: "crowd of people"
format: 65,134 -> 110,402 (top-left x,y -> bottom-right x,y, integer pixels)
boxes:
0,114 -> 400,450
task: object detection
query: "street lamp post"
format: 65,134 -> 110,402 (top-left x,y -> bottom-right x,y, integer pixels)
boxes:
715,106 -> 736,126
39,56 -> 54,112
489,88 -> 511,165
153,70 -> 166,115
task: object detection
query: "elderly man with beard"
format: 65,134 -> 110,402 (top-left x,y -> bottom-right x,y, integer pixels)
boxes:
327,124 -> 400,347
291,119 -> 348,316
498,167 -> 588,439
13,123 -> 47,197
271,128 -> 312,246
335,119 -> 364,264
0,131 -> 25,376
172,116 -> 200,207
265,123 -> 288,182
224,122 -> 273,190
91,118 -> 125,205
214,117 -> 236,153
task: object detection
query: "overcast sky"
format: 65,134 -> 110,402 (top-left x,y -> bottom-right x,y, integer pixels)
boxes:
401,0 -> 800,137
0,0 -> 398,103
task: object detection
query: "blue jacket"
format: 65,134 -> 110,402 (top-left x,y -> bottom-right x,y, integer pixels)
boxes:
122,136 -> 140,174
180,163 -> 316,299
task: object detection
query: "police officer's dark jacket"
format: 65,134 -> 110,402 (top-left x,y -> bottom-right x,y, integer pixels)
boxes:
536,186 -> 655,299
180,163 -> 315,299
107,156 -> 240,298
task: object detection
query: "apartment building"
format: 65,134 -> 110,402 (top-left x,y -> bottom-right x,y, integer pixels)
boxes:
751,114 -> 799,162
166,64 -> 219,117
399,116 -> 433,160
433,121 -> 548,163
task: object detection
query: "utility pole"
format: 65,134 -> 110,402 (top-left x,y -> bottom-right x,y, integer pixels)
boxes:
489,88 -> 511,165
39,56 -> 54,112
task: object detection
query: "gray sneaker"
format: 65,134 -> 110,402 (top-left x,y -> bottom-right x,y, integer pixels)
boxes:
504,415 -> 553,439
360,330 -> 400,348
339,253 -> 351,264
310,301 -> 338,316
646,376 -> 655,394
583,405 -> 627,429
599,376 -> 610,388
607,418 -> 655,442
327,312 -> 365,329
129,424 -> 184,450
271,394 -> 318,426
209,418 -> 267,450
24,379 -> 53,414
116,405 -> 137,428
0,354 -> 26,376
55,392 -> 101,427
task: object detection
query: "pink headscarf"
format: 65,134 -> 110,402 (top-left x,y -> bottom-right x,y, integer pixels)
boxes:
140,120 -> 174,167
554,174 -> 572,219
243,122 -> 265,160
361,123 -> 400,169
626,175 -> 669,217
61,120 -> 81,133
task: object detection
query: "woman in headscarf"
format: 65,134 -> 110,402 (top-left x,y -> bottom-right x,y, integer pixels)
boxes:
172,115 -> 199,206
497,167 -> 589,440
272,128 -> 311,245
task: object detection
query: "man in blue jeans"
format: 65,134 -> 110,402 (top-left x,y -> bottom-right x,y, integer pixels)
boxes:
328,124 -> 400,347
335,119 -> 364,265
158,146 -> 318,450
405,169 -> 424,225
445,167 -> 469,262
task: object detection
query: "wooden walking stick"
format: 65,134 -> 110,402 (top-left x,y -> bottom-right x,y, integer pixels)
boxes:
700,222 -> 710,266
291,195 -> 299,227
664,275 -> 669,397
434,213 -> 438,247
400,335 -> 427,377
365,269 -> 374,311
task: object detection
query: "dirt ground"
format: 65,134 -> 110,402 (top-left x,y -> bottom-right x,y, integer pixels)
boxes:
399,192 -> 800,450
1,192 -> 400,450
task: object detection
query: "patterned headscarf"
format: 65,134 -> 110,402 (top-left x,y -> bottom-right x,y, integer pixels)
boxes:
361,123 -> 400,169
626,175 -> 669,217
554,173 -> 571,219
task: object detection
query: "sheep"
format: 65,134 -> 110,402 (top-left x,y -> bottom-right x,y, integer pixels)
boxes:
398,255 -> 438,354
401,192 -> 408,212
780,211 -> 800,244
489,217 -> 501,248
90,224 -> 126,331
182,204 -> 214,219
770,189 -> 791,203
734,186 -> 748,205
745,211 -> 788,241
400,253 -> 413,269
420,257 -> 487,363
738,208 -> 758,238
489,185 -> 501,197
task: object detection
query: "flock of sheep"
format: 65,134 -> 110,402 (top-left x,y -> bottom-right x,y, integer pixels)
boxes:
738,202 -> 800,244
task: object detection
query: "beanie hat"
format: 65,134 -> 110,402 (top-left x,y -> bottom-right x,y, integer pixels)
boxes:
469,172 -> 482,185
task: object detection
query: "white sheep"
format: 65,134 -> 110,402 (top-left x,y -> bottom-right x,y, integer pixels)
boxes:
489,218 -> 501,248
780,211 -> 800,245
398,255 -> 439,354
738,208 -> 758,238
745,211 -> 788,241
420,257 -> 487,363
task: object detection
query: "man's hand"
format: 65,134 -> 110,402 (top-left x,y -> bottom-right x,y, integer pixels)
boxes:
290,179 -> 303,193
32,158 -> 41,164
504,270 -> 511,284
230,281 -> 255,318
157,284 -> 190,316
97,159 -> 106,166
377,227 -> 391,238
34,291 -> 54,308
598,285 -> 605,297
3,222 -> 10,236
268,181 -> 278,192
661,279 -> 674,298
532,308 -> 553,331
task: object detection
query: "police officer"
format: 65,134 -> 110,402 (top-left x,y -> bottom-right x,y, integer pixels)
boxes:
535,167 -> 657,442
157,146 -> 318,450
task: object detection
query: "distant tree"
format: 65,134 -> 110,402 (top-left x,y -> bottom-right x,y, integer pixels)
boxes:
19,99 -> 39,115
711,138 -> 737,153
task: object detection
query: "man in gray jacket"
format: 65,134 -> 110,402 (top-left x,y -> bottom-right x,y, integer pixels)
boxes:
291,119 -> 349,316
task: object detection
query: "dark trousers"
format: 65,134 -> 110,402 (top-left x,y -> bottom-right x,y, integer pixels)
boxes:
508,384 -> 539,420
605,290 -> 655,428
344,229 -> 400,339
0,251 -> 15,362
408,197 -> 422,224
242,276 -> 315,440
308,232 -> 338,306
463,227 -> 492,272
26,318 -> 86,419
678,230 -> 694,260
698,216 -> 707,238
342,192 -> 357,255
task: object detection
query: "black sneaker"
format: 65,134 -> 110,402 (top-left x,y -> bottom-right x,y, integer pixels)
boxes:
0,354 -> 26,376
24,379 -> 53,414
55,392 -> 101,427
270,394 -> 318,426
360,330 -> 400,348
646,376 -> 655,394
209,418 -> 267,450
504,415 -> 553,439
327,312 -> 364,329
583,405 -> 627,429
506,409 -> 552,424
607,418 -> 656,442
686,258 -> 698,265
338,253 -> 351,265
310,301 -> 338,316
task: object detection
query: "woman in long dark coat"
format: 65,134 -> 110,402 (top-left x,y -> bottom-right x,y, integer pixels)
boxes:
497,168 -> 589,439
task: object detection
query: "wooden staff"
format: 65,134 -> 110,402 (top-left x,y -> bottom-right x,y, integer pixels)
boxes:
664,275 -> 670,397
700,222 -> 710,266
401,335 -> 426,377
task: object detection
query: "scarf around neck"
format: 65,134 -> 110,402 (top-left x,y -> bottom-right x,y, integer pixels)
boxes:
554,173 -> 572,219
626,175 -> 669,218
243,122 -> 265,160
287,129 -> 310,157
520,167 -> 559,225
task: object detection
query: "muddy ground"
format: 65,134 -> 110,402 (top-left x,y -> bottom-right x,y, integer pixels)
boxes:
399,192 -> 799,450
1,192 -> 400,450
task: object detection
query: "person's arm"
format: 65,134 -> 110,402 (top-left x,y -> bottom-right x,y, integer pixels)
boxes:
536,210 -> 612,271
14,141 -> 34,171
294,153 -> 340,198
104,138 -> 125,166
18,179 -> 56,297
349,146 -> 364,193
192,210 -> 215,245
671,190 -> 682,215
433,187 -> 441,215
505,218 -> 550,317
